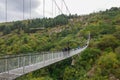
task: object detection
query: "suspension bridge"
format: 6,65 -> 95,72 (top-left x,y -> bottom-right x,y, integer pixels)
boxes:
0,0 -> 90,80
0,39 -> 90,80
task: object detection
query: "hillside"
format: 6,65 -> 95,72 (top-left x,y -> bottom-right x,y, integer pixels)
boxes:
0,7 -> 120,80
0,14 -> 87,55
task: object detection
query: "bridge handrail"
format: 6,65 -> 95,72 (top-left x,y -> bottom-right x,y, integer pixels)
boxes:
0,46 -> 86,59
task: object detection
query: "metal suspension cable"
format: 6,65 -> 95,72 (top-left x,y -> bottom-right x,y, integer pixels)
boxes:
62,0 -> 70,14
5,0 -> 7,22
55,3 -> 56,16
53,0 -> 63,14
5,0 -> 9,74
61,0 -> 63,12
43,0 -> 45,18
52,0 -> 53,17
43,0 -> 45,27
30,0 -> 31,19
23,0 -> 24,20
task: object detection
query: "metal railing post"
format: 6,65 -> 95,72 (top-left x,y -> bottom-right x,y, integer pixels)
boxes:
56,52 -> 58,58
46,53 -> 47,60
59,52 -> 61,58
43,52 -> 45,65
5,58 -> 7,72
7,58 -> 9,74
49,53 -> 50,60
18,56 -> 20,68
57,53 -> 60,58
60,52 -> 61,58
47,53 -> 48,60
52,52 -> 53,60
57,52 -> 58,58
48,52 -> 50,60
23,56 -> 25,73
4,59 -> 5,72
57,52 -> 59,58
29,54 -> 31,65
54,52 -> 55,59
5,57 -> 9,74
35,54 -> 37,63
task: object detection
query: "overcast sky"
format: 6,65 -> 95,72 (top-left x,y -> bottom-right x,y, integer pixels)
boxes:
0,0 -> 120,22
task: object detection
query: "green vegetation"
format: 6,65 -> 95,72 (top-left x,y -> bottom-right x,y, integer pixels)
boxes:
0,7 -> 120,80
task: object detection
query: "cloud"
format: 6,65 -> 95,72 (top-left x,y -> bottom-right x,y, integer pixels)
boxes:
0,0 -> 120,23
66,0 -> 120,15
0,0 -> 41,22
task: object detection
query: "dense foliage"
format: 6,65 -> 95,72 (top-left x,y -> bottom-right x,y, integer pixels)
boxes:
0,14 -> 68,35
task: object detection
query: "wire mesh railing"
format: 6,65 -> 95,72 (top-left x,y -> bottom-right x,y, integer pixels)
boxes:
0,47 -> 86,74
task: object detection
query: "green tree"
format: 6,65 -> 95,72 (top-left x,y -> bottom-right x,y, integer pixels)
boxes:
3,26 -> 11,35
97,35 -> 119,50
96,52 -> 120,78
